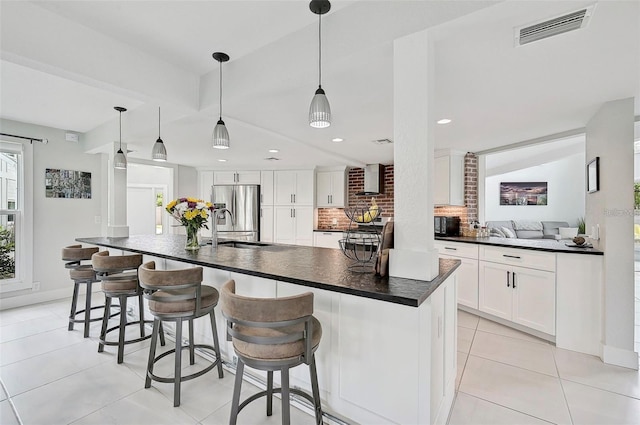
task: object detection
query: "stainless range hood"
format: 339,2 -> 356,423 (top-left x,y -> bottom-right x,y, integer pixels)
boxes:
356,164 -> 385,196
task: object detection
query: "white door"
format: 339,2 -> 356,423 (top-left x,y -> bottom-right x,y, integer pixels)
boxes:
478,261 -> 513,321
260,171 -> 274,206
512,266 -> 556,335
293,206 -> 314,246
316,172 -> 332,207
213,171 -> 237,185
274,171 -> 296,205
127,186 -> 156,235
274,206 -> 295,244
330,170 -> 346,207
236,170 -> 261,184
294,170 -> 314,205
440,254 -> 478,309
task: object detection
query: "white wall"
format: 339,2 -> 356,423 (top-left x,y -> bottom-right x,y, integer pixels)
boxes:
484,152 -> 585,225
585,98 -> 637,369
0,119 -> 103,307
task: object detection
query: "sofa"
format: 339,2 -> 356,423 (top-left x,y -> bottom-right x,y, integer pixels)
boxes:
486,220 -> 571,240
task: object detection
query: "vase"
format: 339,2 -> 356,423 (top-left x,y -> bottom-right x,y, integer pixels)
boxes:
185,225 -> 200,251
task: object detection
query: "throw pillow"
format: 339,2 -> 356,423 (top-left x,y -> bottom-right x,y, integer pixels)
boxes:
501,226 -> 516,238
490,227 -> 506,238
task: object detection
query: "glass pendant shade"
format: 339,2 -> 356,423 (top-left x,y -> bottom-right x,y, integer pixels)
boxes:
212,119 -> 230,149
309,86 -> 331,128
114,149 -> 127,169
152,138 -> 167,161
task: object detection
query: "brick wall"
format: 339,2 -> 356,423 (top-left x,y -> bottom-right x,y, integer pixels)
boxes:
317,159 -> 479,231
317,164 -> 395,230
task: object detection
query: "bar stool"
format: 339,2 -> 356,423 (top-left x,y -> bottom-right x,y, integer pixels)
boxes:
61,244 -> 113,338
220,280 -> 323,425
92,251 -> 161,364
138,261 -> 224,407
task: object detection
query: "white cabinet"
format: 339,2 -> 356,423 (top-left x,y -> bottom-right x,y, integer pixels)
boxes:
434,150 -> 464,206
260,171 -> 274,206
274,170 -> 314,206
313,231 -> 343,249
260,206 -> 274,243
274,206 -> 313,246
214,170 -> 261,185
434,241 -> 478,309
478,258 -> 556,335
316,169 -> 347,208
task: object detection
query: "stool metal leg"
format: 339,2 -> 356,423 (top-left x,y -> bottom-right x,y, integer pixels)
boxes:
83,281 -> 93,338
281,367 -> 290,425
117,295 -> 128,364
188,319 -> 195,365
266,370 -> 273,416
309,355 -> 323,425
68,282 -> 80,331
230,359 -> 245,425
174,317 -> 183,407
138,294 -> 146,337
145,318 -> 161,389
98,296 -> 111,353
209,310 -> 224,378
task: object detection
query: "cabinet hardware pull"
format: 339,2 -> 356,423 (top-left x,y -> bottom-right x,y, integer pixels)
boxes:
293,194 -> 296,203
293,209 -> 296,218
444,247 -> 457,250
260,208 -> 263,218
290,194 -> 293,203
503,254 -> 521,259
507,271 -> 511,287
328,195 -> 330,204
512,272 -> 516,288
290,209 -> 293,218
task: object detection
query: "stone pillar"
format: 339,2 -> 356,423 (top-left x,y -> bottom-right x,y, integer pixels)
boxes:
388,29 -> 439,281
107,141 -> 129,237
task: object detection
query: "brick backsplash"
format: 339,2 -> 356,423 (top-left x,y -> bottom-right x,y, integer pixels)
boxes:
317,159 -> 479,231
317,165 -> 395,229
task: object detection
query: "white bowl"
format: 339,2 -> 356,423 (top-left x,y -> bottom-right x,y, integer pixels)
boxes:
559,227 -> 579,239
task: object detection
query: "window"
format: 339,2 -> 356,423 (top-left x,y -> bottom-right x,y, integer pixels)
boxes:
0,141 -> 32,292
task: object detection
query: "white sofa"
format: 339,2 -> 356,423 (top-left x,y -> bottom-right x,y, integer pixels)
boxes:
486,220 -> 571,239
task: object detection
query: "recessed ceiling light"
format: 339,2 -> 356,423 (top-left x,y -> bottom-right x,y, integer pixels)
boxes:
332,138 -> 343,142
268,149 -> 279,153
218,159 -> 227,162
437,118 -> 452,124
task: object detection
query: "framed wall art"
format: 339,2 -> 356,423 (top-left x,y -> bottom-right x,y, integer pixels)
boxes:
45,168 -> 92,199
587,157 -> 599,193
499,182 -> 548,205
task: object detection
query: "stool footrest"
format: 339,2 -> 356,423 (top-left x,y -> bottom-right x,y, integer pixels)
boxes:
146,344 -> 222,384
99,319 -> 154,347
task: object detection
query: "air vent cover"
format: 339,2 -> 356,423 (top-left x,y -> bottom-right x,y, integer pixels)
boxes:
516,6 -> 594,46
372,138 -> 393,145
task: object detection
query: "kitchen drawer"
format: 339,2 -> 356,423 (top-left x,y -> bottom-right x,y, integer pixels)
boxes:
480,246 -> 555,272
434,241 -> 478,260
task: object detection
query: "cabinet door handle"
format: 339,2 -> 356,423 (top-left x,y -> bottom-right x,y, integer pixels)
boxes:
507,271 -> 511,287
330,194 -> 333,203
290,194 -> 293,203
444,247 -> 457,251
293,209 -> 296,218
327,195 -> 330,204
293,194 -> 296,203
503,254 -> 521,259
323,232 -> 331,235
260,208 -> 263,218
290,209 -> 293,218
512,272 -> 516,289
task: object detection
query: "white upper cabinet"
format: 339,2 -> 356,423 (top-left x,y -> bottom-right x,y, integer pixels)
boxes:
434,150 -> 465,206
274,170 -> 314,206
214,170 -> 261,185
316,169 -> 347,208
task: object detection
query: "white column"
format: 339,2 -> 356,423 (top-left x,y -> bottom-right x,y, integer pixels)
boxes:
586,97 -> 637,369
388,29 -> 439,281
107,141 -> 129,237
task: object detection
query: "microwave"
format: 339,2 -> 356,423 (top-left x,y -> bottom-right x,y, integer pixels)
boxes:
434,216 -> 461,236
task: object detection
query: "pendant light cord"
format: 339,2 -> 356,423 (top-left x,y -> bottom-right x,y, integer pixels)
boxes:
158,107 -> 161,138
219,61 -> 223,120
318,12 -> 322,87
119,110 -> 122,150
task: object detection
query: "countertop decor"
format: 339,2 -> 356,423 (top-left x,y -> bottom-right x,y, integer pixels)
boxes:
165,198 -> 214,250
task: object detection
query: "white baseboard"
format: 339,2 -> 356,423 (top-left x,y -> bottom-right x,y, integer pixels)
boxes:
602,344 -> 639,370
0,285 -> 101,311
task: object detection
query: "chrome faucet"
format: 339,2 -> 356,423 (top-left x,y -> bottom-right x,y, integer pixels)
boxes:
211,208 -> 234,248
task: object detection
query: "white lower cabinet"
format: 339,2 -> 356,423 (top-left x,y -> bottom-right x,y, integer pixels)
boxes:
260,206 -> 273,243
313,231 -> 343,249
434,241 -> 478,309
478,261 -> 556,335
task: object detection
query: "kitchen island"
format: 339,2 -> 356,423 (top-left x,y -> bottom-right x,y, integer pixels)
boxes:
78,235 -> 460,425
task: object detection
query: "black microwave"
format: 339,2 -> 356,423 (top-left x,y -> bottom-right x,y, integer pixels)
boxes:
434,216 -> 461,236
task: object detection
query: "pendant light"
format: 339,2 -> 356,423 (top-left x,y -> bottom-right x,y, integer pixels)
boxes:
212,52 -> 230,149
113,106 -> 127,169
151,107 -> 167,161
309,0 -> 331,128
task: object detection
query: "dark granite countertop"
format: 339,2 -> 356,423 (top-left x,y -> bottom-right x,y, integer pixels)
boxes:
435,236 -> 603,255
77,235 -> 460,307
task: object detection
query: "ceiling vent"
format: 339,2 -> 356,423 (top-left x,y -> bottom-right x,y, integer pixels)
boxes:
264,157 -> 280,161
372,138 -> 393,145
515,6 -> 594,46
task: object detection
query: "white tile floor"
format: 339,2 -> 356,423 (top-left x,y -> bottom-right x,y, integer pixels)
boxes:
1,297 -> 639,424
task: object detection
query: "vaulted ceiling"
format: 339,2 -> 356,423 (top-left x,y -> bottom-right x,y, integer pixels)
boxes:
1,1 -> 638,169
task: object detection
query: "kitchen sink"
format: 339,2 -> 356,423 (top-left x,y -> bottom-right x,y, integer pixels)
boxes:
217,240 -> 273,249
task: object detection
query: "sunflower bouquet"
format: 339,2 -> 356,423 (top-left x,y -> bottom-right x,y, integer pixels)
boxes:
166,197 -> 214,250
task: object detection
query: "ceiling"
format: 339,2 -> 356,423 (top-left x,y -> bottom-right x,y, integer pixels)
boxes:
1,1 -> 638,170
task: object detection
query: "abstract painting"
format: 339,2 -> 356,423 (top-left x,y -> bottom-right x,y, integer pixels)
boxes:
45,168 -> 92,199
499,182 -> 547,205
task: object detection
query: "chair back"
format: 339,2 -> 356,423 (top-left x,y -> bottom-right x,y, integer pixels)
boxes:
62,244 -> 99,268
91,251 -> 143,294
138,261 -> 206,315
220,280 -> 318,364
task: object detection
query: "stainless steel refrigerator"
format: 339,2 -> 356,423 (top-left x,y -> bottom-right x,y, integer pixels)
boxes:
211,184 -> 260,241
